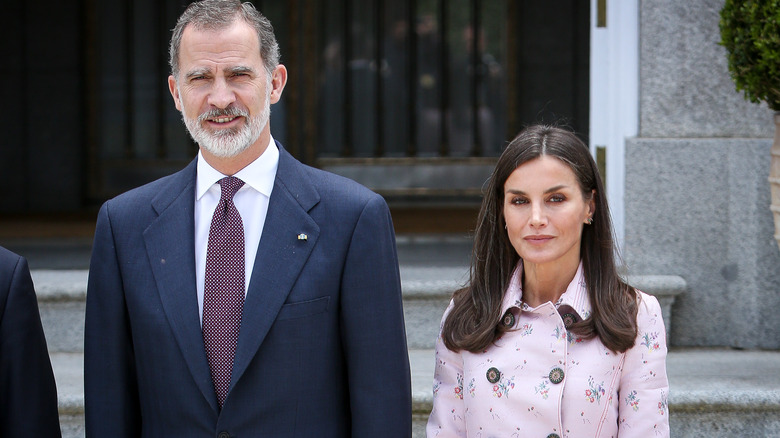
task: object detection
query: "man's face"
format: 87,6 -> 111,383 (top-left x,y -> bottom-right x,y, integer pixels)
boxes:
168,20 -> 282,158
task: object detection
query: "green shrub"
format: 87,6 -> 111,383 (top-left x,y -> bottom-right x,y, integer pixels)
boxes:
719,0 -> 780,111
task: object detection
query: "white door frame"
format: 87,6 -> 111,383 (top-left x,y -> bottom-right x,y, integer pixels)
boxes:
589,0 -> 639,250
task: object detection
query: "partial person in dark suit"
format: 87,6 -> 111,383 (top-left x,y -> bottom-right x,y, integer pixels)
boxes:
0,246 -> 61,437
84,1 -> 411,437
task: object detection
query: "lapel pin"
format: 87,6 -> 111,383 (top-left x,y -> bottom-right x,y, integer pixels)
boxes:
297,233 -> 308,241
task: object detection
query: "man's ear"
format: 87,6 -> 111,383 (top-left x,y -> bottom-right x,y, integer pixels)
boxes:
269,64 -> 288,104
168,75 -> 182,111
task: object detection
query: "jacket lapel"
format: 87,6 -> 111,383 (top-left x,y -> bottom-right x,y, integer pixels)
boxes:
230,146 -> 320,390
143,159 -> 219,411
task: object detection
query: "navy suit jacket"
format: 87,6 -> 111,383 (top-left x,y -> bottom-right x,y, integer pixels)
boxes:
84,144 -> 412,437
0,246 -> 61,437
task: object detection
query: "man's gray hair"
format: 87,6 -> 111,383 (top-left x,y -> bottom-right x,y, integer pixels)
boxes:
169,0 -> 280,78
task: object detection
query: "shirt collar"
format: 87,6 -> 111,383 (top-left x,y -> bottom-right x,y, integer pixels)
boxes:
196,136 -> 279,200
502,260 -> 592,320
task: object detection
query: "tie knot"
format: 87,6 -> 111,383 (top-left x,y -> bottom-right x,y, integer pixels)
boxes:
218,176 -> 245,201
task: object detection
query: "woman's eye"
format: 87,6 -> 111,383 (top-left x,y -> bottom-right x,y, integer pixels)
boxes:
511,197 -> 528,205
549,194 -> 565,203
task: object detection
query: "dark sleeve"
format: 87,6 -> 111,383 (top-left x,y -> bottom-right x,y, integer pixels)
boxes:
0,253 -> 62,437
339,194 -> 412,437
84,202 -> 141,437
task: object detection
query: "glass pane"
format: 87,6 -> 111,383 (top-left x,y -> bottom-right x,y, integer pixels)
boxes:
415,0 -> 443,156
481,0 -> 508,156
349,0 -> 378,157
132,0 -> 162,160
98,0 -> 128,161
381,0 -> 411,157
314,0 -> 510,159
514,1 -> 589,136
318,0 -> 345,157
447,0 -> 472,157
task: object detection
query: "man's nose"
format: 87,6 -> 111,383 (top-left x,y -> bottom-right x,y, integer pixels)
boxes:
208,78 -> 237,109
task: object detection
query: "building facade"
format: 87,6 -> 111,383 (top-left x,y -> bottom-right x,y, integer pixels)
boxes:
2,0 -> 777,348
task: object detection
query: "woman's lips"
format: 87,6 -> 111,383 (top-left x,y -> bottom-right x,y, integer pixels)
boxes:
524,235 -> 554,244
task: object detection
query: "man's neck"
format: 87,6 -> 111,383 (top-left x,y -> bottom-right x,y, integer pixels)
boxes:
200,132 -> 271,176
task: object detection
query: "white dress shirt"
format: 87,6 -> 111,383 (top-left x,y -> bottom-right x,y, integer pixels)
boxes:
194,137 -> 279,322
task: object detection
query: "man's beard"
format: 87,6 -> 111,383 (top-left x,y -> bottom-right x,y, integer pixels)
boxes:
181,93 -> 270,158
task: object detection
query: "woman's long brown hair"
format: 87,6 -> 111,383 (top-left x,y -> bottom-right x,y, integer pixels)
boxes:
441,125 -> 638,354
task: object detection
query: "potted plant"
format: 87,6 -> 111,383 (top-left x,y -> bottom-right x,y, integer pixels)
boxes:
720,0 -> 780,250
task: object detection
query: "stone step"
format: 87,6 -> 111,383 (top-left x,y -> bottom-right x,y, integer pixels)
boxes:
29,237 -> 687,353
52,348 -> 780,438
34,269 -> 88,353
400,265 -> 466,348
30,266 -> 460,353
51,352 -> 85,438
29,235 -> 474,353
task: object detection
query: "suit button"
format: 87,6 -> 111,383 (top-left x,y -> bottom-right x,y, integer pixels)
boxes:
547,434 -> 561,438
217,432 -> 230,438
501,310 -> 515,328
486,367 -> 501,383
549,367 -> 565,384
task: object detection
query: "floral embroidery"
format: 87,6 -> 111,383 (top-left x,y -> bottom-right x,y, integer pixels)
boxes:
625,390 -> 640,411
535,381 -> 550,399
519,323 -> 534,336
468,378 -> 477,397
454,373 -> 464,399
552,326 -> 566,341
432,381 -> 440,397
641,332 -> 661,352
566,330 -> 583,345
492,375 -> 516,398
585,376 -> 606,404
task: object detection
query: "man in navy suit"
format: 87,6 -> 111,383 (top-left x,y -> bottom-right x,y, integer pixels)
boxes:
84,1 -> 411,436
0,246 -> 61,437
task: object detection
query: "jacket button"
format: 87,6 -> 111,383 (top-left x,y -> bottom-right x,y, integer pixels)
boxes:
549,367 -> 565,384
217,432 -> 230,438
561,312 -> 577,328
486,367 -> 501,383
501,310 -> 515,328
547,434 -> 561,438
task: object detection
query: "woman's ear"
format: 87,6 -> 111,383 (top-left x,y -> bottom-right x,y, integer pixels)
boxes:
587,189 -> 596,219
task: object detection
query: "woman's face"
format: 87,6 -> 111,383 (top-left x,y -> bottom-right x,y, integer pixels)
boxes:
503,156 -> 595,270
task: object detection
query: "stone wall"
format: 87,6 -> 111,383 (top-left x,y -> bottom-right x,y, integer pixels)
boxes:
624,0 -> 779,348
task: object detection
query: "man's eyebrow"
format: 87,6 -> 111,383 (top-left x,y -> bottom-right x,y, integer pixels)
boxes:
185,67 -> 212,79
228,66 -> 256,75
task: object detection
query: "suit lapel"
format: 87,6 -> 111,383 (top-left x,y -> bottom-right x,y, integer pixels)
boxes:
230,146 -> 320,390
143,159 -> 219,411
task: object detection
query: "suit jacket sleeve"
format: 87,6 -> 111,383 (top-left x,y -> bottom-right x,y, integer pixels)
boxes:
84,202 -> 142,437
339,194 -> 412,437
0,251 -> 61,437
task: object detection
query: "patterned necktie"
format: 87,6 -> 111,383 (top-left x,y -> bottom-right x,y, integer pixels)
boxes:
203,176 -> 245,408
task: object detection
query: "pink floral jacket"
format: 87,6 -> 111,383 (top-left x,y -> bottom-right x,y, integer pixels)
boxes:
427,263 -> 670,438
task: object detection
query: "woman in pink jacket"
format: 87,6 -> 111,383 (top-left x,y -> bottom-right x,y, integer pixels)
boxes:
427,125 -> 670,438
